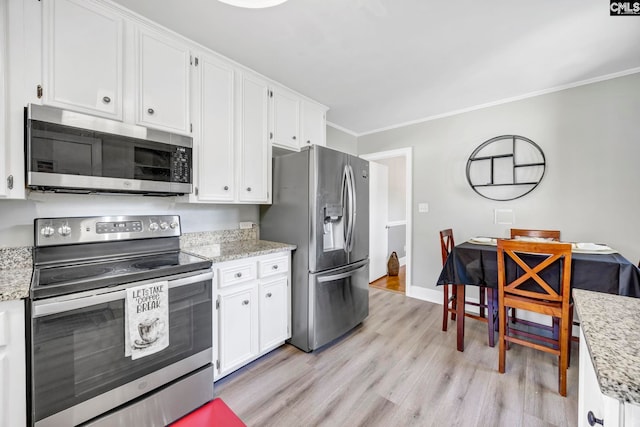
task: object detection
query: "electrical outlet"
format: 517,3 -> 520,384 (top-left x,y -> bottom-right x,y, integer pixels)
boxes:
418,203 -> 429,213
239,221 -> 254,229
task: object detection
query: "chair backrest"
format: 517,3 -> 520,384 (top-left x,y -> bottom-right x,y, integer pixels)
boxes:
439,229 -> 455,266
497,239 -> 572,303
510,228 -> 561,241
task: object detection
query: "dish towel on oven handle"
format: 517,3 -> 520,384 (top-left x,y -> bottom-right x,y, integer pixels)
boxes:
125,281 -> 169,360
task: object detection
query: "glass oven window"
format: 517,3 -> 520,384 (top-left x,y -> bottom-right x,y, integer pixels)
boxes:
31,280 -> 212,422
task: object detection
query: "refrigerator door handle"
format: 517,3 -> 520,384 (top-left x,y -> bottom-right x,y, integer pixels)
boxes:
347,164 -> 356,253
317,264 -> 367,283
342,165 -> 353,253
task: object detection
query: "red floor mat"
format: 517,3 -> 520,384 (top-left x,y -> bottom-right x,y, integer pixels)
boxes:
171,398 -> 246,427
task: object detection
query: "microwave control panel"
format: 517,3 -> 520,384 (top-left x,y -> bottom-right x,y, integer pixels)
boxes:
171,147 -> 191,183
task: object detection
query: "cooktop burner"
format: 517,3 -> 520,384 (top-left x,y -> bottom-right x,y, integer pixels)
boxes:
33,251 -> 211,299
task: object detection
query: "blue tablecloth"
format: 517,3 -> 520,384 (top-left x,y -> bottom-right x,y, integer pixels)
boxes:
437,242 -> 640,297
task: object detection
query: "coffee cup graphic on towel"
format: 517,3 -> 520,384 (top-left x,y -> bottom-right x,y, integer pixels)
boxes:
137,317 -> 166,345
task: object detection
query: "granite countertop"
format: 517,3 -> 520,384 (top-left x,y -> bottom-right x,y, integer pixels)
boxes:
573,288 -> 640,405
0,247 -> 33,302
182,239 -> 296,263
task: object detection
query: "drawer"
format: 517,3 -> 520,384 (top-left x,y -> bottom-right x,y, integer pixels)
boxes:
219,262 -> 256,288
259,256 -> 289,278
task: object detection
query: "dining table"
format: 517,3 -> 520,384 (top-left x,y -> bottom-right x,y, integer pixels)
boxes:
436,239 -> 640,351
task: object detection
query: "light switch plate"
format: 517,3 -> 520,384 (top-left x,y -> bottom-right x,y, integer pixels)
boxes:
418,203 -> 429,213
494,209 -> 514,225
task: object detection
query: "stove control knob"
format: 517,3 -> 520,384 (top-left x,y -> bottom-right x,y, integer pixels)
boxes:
40,226 -> 55,238
170,221 -> 178,229
149,222 -> 159,231
58,225 -> 72,236
159,222 -> 169,230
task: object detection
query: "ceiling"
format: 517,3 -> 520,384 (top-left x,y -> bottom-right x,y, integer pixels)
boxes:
113,0 -> 640,135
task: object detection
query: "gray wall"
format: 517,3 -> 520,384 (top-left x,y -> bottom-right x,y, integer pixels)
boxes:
326,125 -> 358,155
358,72 -> 640,291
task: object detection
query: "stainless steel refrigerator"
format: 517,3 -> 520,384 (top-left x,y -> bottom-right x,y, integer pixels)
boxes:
260,145 -> 369,352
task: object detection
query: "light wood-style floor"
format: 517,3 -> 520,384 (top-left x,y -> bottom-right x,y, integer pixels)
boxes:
369,265 -> 406,294
214,288 -> 579,427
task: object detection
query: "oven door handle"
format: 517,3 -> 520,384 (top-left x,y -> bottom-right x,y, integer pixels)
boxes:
32,271 -> 213,317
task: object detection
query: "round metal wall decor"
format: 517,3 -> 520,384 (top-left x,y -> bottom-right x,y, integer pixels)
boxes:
466,135 -> 546,201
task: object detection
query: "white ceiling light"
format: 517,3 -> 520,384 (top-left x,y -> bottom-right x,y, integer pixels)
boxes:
217,0 -> 288,8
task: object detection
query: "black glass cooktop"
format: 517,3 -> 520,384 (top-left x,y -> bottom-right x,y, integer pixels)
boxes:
33,251 -> 211,299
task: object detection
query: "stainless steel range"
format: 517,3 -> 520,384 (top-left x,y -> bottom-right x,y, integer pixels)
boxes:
28,215 -> 214,427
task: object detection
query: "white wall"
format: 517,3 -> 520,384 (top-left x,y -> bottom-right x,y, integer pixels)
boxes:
0,193 -> 258,247
376,156 -> 406,222
358,72 -> 640,291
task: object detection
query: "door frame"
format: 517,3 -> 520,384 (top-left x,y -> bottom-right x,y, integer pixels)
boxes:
360,147 -> 413,297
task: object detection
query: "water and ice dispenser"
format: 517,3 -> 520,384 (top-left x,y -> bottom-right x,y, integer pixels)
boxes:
322,204 -> 345,251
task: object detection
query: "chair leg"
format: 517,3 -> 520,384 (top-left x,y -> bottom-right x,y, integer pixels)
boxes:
498,303 -> 507,373
442,284 -> 449,332
559,317 -> 570,397
511,307 -> 517,324
486,288 -> 495,347
451,286 -> 457,321
479,286 -> 486,318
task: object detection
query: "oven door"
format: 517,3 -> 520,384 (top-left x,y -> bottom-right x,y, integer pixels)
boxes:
29,270 -> 213,427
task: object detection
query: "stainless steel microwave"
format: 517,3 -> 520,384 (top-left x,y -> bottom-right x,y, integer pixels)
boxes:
25,104 -> 193,195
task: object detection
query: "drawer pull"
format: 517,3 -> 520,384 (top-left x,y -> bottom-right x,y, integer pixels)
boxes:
147,107 -> 155,115
242,300 -> 249,305
235,272 -> 242,278
587,411 -> 604,426
102,96 -> 111,103
272,265 -> 279,270
266,292 -> 272,298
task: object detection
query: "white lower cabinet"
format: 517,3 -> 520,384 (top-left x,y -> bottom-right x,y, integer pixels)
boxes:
578,327 -> 640,427
0,299 -> 26,427
214,252 -> 291,380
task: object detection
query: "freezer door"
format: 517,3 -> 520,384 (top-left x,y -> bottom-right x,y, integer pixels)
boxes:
311,146 -> 349,272
308,259 -> 369,351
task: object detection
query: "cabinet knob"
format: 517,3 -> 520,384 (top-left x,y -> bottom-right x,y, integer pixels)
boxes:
242,300 -> 249,305
272,265 -> 279,270
246,187 -> 252,192
102,96 -> 111,104
147,108 -> 155,115
292,136 -> 296,140
235,272 -> 242,278
587,411 -> 604,426
266,292 -> 272,298
307,140 -> 311,144
223,185 -> 229,191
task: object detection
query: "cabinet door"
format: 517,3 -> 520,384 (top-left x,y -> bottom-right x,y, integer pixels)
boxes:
259,277 -> 289,352
195,54 -> 235,201
218,284 -> 258,375
42,0 -> 123,119
301,100 -> 327,147
0,300 -> 26,427
137,27 -> 190,134
270,87 -> 299,150
0,0 -> 6,197
578,328 -> 621,427
238,73 -> 270,203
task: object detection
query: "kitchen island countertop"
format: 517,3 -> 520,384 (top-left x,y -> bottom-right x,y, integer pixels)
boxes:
573,288 -> 640,405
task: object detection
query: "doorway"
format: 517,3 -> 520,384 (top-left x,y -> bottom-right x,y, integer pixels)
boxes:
360,148 -> 412,296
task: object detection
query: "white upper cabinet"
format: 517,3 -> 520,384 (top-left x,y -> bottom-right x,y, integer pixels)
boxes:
136,27 -> 191,135
238,72 -> 270,203
0,0 -> 7,197
270,86 -> 299,151
192,53 -> 235,202
301,99 -> 327,147
42,0 -> 123,119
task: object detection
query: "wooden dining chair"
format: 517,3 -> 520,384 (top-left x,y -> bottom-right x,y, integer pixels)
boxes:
497,239 -> 573,396
440,229 -> 494,346
509,228 -> 561,324
510,228 -> 561,241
